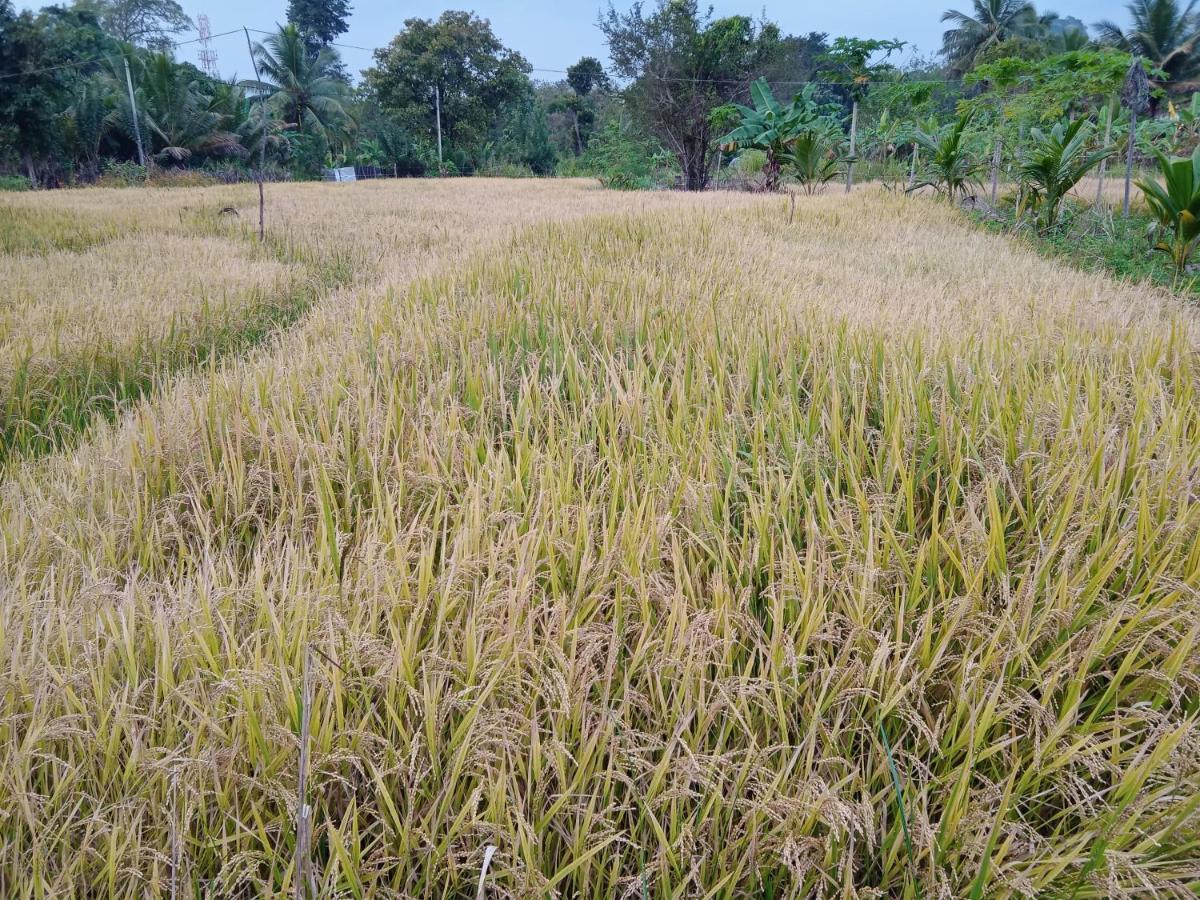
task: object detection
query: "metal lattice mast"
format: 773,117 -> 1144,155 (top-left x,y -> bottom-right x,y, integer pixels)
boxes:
197,15 -> 217,77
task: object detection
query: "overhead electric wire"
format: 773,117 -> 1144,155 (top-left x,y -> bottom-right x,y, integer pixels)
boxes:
0,25 -> 966,88
0,28 -> 244,80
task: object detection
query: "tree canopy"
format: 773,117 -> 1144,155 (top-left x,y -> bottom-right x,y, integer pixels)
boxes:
82,0 -> 193,53
286,0 -> 352,54
5,0 -> 1200,190
1097,0 -> 1200,91
600,0 -> 784,189
364,11 -> 533,168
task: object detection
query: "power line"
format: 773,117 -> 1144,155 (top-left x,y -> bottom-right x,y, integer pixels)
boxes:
0,25 -> 966,88
0,28 -> 243,81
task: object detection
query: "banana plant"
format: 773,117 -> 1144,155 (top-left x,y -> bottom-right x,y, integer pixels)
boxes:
1137,146 -> 1200,275
720,79 -> 829,191
1016,116 -> 1113,229
908,112 -> 983,201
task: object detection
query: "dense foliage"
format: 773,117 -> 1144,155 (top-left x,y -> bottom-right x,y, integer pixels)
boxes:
5,0 -> 1200,200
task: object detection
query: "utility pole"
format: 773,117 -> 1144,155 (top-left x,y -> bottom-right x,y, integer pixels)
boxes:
434,84 -> 444,174
123,56 -> 146,168
244,27 -> 267,241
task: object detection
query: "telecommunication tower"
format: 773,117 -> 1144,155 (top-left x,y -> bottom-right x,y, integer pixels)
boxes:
197,15 -> 218,77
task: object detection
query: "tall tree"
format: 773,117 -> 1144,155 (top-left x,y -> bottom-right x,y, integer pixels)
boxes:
135,52 -> 243,162
941,0 -> 1041,72
364,11 -> 532,164
1096,0 -> 1200,90
564,56 -> 610,154
286,0 -> 352,54
247,24 -> 350,137
0,3 -> 114,183
566,57 -> 610,96
758,31 -> 830,96
600,0 -> 780,190
85,0 -> 193,53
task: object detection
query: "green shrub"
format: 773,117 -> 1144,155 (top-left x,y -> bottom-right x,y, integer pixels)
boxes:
732,149 -> 767,177
1017,117 -> 1113,229
1137,146 -> 1200,275
582,120 -> 669,189
0,175 -> 31,192
909,112 -> 984,201
97,160 -> 147,187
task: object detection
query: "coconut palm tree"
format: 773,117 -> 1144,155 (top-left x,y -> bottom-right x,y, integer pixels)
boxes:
246,24 -> 350,139
1096,0 -> 1200,90
136,52 -> 244,162
941,0 -> 1042,72
62,76 -> 119,181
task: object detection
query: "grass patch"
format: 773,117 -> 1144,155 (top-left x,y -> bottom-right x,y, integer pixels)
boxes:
0,205 -> 126,255
977,201 -> 1200,298
0,199 -> 355,468
0,277 -> 318,465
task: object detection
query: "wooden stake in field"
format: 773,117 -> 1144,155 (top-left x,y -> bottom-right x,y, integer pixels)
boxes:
1122,58 -> 1149,219
244,28 -> 267,242
295,645 -> 314,900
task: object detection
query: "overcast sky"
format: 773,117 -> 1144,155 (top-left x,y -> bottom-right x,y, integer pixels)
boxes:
21,1 -> 1135,80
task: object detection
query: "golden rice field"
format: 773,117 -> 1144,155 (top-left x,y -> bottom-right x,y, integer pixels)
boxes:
0,178 -> 1198,898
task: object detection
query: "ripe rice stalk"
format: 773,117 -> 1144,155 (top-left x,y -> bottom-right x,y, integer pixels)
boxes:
0,180 -> 1197,897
